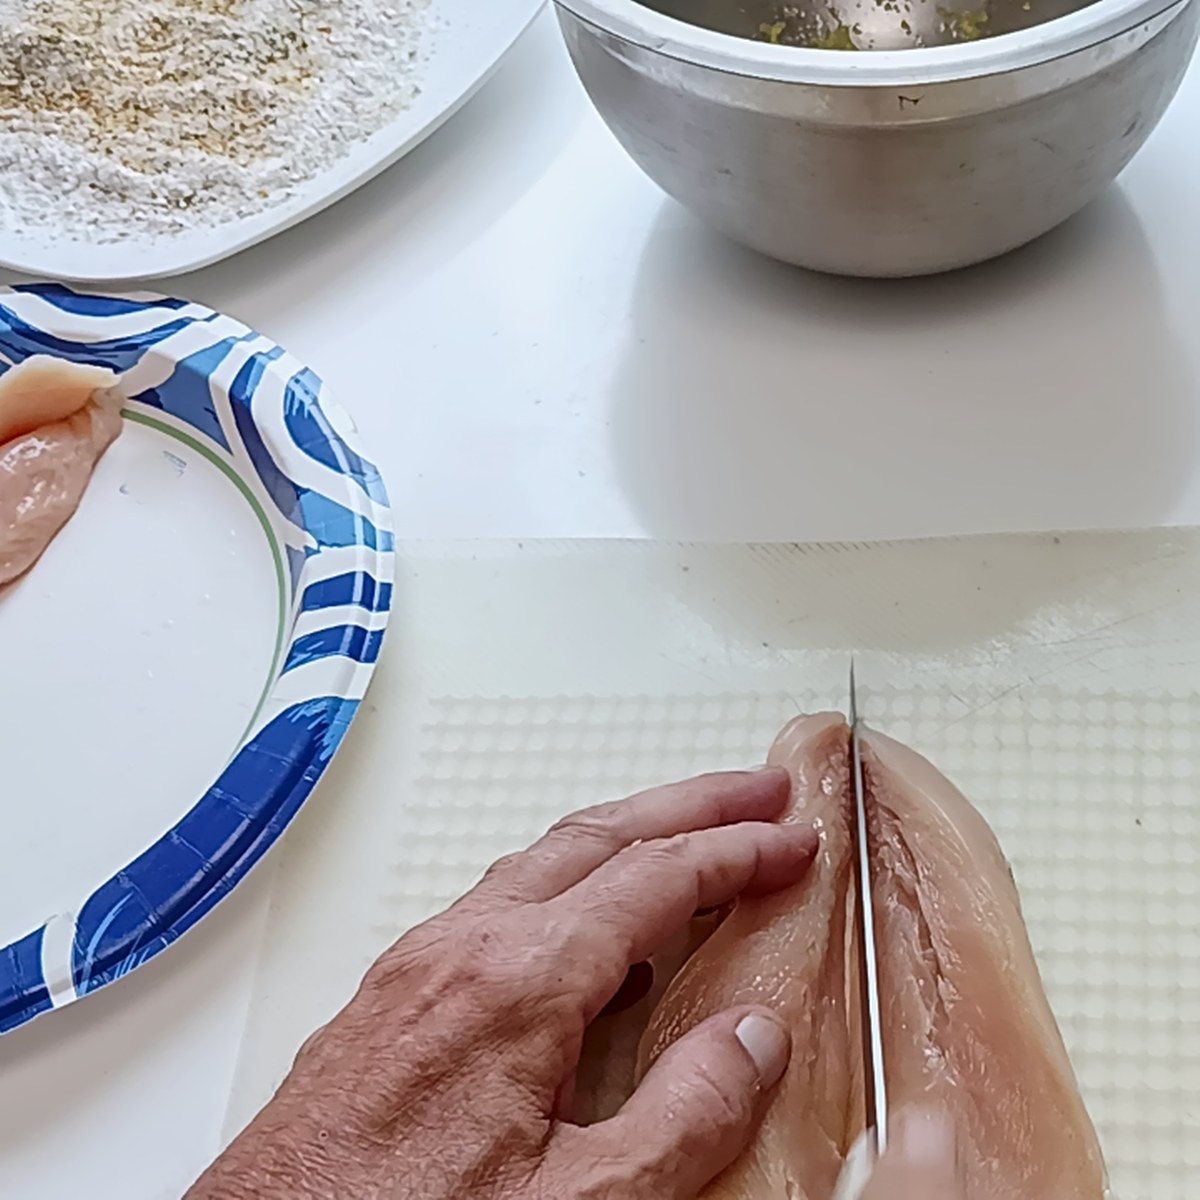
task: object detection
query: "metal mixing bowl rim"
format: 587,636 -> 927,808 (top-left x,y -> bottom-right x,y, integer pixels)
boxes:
554,0 -> 1191,84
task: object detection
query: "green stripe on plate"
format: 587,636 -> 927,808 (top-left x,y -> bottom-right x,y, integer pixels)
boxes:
123,409 -> 289,751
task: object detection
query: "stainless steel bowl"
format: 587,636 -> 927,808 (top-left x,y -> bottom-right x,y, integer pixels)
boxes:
629,0 -> 1100,52
554,0 -> 1199,275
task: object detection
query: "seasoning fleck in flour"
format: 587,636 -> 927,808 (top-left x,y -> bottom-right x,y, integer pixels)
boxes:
0,0 -> 432,241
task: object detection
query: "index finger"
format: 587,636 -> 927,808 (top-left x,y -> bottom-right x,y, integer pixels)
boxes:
861,1111 -> 964,1200
544,819 -> 819,1019
464,767 -> 792,908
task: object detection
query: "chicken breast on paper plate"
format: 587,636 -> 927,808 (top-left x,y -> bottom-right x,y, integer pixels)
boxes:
0,355 -> 121,586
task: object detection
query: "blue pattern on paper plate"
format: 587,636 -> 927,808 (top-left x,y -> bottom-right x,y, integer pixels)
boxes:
0,284 -> 393,1034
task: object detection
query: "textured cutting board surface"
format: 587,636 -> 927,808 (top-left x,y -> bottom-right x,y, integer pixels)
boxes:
227,534 -> 1200,1198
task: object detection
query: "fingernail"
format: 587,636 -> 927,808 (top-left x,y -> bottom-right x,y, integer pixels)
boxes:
898,1109 -> 957,1170
735,1013 -> 790,1088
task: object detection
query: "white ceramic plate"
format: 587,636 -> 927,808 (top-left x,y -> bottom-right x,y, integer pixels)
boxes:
0,0 -> 544,284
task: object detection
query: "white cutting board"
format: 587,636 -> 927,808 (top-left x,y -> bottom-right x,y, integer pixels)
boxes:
226,534 -> 1200,1199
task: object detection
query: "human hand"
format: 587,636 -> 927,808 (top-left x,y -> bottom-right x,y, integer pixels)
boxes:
862,1111 -> 964,1200
186,767 -> 819,1200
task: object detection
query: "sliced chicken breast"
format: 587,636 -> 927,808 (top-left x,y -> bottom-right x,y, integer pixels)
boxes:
633,716 -> 1107,1200
639,713 -> 858,1199
0,356 -> 122,587
864,730 -> 1107,1200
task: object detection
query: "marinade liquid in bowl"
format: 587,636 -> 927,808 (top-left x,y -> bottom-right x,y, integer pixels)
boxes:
639,0 -> 1104,50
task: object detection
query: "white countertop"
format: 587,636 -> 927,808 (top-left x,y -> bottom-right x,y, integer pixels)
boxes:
3,10 -> 1200,1197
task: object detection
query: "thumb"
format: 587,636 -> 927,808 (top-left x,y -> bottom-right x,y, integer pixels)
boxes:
861,1109 -> 964,1200
580,1007 -> 790,1198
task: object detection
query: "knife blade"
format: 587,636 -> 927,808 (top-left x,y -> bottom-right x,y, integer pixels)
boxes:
850,661 -> 890,1157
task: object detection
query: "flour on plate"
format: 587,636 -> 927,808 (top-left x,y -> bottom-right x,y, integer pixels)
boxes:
0,0 -> 432,241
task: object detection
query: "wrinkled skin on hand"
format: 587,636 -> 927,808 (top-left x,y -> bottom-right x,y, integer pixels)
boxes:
186,769 -> 823,1200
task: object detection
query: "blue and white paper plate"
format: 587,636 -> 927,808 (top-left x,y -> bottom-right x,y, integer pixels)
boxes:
0,284 -> 392,1035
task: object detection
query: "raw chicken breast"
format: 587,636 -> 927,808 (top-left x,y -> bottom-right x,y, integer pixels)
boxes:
634,716 -> 1107,1200
0,356 -> 117,445
0,356 -> 121,586
639,714 -> 858,1200
864,730 -> 1108,1200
